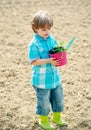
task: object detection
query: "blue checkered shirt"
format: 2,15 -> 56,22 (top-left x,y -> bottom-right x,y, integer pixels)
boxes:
28,34 -> 62,89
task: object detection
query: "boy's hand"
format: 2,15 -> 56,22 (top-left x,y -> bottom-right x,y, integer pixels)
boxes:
49,58 -> 60,66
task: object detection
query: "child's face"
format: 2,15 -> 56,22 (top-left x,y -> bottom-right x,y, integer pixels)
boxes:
35,27 -> 51,39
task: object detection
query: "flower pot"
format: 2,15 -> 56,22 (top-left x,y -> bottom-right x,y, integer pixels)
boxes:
49,37 -> 76,66
49,51 -> 67,66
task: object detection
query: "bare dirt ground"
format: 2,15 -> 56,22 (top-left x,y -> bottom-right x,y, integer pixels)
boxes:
0,0 -> 91,130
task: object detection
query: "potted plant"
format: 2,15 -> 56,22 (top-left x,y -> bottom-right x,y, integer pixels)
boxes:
49,37 -> 76,66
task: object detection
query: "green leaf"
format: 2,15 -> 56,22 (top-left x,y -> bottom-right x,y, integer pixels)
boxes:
49,46 -> 67,54
60,41 -> 65,46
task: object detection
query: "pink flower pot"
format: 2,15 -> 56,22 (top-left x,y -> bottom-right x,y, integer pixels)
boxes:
50,51 -> 67,66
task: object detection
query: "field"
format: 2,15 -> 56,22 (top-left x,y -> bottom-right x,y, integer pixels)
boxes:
0,0 -> 91,130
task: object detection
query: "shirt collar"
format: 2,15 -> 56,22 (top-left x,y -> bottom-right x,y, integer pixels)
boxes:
34,33 -> 50,42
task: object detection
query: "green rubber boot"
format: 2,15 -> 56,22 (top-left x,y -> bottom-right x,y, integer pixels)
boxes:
39,115 -> 55,130
53,112 -> 67,127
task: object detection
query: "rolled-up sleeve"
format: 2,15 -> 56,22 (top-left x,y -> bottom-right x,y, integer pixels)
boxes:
28,44 -> 40,63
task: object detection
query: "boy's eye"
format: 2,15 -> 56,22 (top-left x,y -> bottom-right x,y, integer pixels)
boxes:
42,29 -> 46,31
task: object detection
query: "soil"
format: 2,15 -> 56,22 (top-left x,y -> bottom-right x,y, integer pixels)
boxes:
0,0 -> 91,130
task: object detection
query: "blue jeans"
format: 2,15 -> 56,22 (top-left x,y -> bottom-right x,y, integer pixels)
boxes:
33,85 -> 64,115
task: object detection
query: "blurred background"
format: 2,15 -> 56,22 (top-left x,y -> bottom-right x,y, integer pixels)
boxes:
0,0 -> 91,130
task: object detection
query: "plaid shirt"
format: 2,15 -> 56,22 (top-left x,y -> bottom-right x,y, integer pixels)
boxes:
28,34 -> 62,89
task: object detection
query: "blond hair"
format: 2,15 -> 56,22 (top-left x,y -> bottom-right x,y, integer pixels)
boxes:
31,10 -> 53,32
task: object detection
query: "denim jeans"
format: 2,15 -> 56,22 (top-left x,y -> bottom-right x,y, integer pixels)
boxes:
33,84 -> 64,115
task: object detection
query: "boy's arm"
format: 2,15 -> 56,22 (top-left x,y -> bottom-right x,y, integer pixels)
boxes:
32,58 -> 60,66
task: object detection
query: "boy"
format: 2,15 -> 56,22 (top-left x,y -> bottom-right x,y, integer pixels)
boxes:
28,10 -> 66,130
